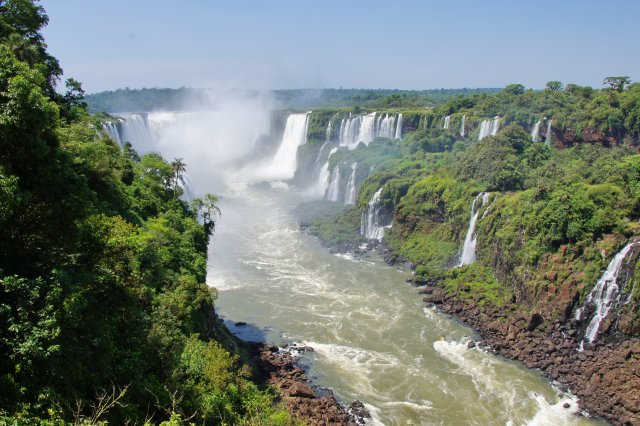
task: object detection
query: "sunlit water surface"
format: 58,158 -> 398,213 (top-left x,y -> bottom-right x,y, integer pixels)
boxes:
208,183 -> 604,426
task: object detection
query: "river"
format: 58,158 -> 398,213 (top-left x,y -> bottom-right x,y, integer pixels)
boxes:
208,182 -> 603,426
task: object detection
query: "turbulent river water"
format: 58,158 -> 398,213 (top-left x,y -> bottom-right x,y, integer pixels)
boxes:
208,183 -> 604,426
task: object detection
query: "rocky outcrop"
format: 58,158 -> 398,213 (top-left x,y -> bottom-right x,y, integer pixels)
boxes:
251,343 -> 368,425
421,286 -> 640,425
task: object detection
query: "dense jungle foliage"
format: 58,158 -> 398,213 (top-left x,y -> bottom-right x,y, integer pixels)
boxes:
0,1 -> 293,424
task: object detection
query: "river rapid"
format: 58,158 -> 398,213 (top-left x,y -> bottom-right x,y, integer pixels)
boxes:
208,182 -> 604,426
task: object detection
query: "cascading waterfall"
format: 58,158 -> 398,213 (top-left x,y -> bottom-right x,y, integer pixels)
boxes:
531,121 -> 541,142
339,112 -> 403,149
478,117 -> 500,140
360,187 -> 390,240
117,113 -> 155,147
271,112 -> 310,180
395,113 -> 403,140
458,192 -> 490,266
325,165 -> 341,202
344,163 -> 358,205
443,115 -> 451,129
545,120 -> 553,145
102,121 -> 123,145
315,147 -> 338,196
460,115 -> 465,137
377,114 -> 397,139
575,242 -> 637,343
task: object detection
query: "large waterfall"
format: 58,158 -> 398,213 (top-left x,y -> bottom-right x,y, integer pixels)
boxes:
339,112 -> 403,149
443,115 -> 451,129
344,163 -> 358,205
575,242 -> 637,343
460,115 -> 465,137
478,117 -> 500,140
458,192 -> 490,266
360,187 -> 391,240
271,113 -> 310,180
102,121 -> 123,145
531,121 -> 541,142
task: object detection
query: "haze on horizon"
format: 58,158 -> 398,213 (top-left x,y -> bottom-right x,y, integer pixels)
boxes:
40,0 -> 640,94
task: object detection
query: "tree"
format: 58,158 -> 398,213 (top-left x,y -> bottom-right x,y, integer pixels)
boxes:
191,194 -> 221,236
170,157 -> 186,199
504,84 -> 525,95
545,81 -> 563,91
603,76 -> 631,92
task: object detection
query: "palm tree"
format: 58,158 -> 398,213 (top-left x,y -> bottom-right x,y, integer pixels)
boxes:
170,157 -> 186,199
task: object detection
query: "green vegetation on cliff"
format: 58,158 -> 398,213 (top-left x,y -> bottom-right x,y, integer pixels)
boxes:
0,2 -> 292,424
304,78 -> 640,337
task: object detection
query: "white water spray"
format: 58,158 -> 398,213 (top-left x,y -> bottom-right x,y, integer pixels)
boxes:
325,165 -> 342,202
360,187 -> 391,240
531,120 -> 541,142
575,242 -> 637,343
458,192 -> 490,266
443,115 -> 451,129
545,120 -> 553,146
460,115 -> 466,137
478,117 -> 500,140
344,163 -> 358,205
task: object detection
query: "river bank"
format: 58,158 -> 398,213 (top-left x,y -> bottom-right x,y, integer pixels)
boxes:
420,283 -> 640,425
249,342 -> 369,425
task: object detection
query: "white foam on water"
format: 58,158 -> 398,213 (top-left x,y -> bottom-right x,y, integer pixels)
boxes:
525,392 -> 582,426
362,403 -> 386,426
305,342 -> 401,394
382,399 -> 433,413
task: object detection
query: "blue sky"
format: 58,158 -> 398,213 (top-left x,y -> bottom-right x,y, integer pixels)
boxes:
40,0 -> 640,93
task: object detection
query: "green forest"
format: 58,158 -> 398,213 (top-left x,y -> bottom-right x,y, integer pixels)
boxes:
0,1 -> 294,424
304,77 -> 640,334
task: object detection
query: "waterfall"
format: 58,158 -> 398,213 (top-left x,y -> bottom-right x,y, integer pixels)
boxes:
395,113 -> 403,140
102,121 -> 123,145
478,117 -> 500,140
344,163 -> 358,205
271,112 -> 310,180
460,115 -> 465,137
117,113 -> 155,147
378,114 -> 397,139
360,187 -> 390,240
325,119 -> 333,142
325,165 -> 341,202
575,242 -> 637,343
458,192 -> 490,266
315,147 -> 338,196
531,121 -> 541,142
545,120 -> 553,146
443,115 -> 451,129
339,112 -> 403,148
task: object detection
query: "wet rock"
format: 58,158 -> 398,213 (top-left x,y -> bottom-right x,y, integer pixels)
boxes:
234,321 -> 247,326
289,382 -> 316,398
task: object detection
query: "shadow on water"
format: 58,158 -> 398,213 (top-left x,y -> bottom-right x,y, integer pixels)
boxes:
222,318 -> 270,343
